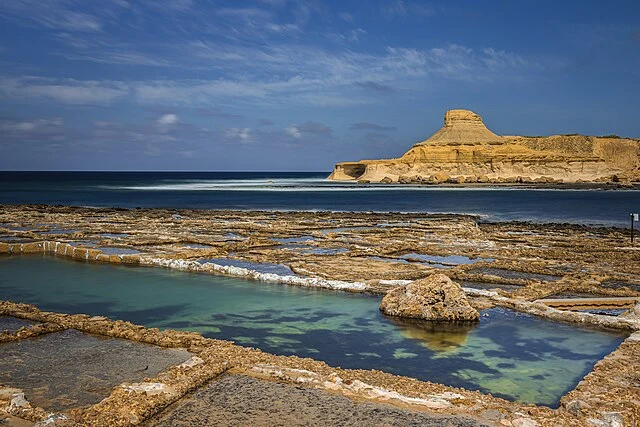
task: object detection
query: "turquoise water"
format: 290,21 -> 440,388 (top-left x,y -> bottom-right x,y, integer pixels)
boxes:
0,256 -> 626,407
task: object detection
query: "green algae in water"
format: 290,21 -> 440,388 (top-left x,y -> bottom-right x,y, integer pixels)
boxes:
0,255 -> 627,407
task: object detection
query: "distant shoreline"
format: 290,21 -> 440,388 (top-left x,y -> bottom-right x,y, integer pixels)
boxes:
348,181 -> 640,191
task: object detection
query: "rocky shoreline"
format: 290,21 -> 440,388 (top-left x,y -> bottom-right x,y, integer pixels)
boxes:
1,204 -> 640,425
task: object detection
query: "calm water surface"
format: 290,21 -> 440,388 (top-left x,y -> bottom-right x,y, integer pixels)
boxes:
0,255 -> 626,407
0,171 -> 637,225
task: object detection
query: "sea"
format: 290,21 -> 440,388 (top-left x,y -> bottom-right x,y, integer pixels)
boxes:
0,171 -> 638,226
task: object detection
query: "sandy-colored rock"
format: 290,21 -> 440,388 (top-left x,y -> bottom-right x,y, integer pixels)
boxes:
415,109 -> 503,146
433,172 -> 449,183
622,302 -> 640,318
328,109 -> 640,183
20,243 -> 43,254
379,274 -> 480,321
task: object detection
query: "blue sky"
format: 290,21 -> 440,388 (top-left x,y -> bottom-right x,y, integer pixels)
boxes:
1,0 -> 639,171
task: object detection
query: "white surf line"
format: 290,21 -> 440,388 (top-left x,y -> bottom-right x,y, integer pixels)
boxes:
144,258 -> 370,292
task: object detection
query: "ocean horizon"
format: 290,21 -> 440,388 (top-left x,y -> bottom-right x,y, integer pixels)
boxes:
1,171 -> 637,226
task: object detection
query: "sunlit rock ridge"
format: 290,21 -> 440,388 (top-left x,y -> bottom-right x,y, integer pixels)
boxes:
329,109 -> 640,184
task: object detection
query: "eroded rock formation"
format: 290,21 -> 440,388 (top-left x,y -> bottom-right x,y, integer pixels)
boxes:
379,274 -> 480,321
329,109 -> 640,184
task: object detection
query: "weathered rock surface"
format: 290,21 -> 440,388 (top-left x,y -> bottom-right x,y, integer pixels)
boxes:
380,274 -> 480,321
329,109 -> 640,183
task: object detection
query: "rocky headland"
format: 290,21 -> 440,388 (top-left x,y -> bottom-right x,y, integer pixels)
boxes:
329,109 -> 640,184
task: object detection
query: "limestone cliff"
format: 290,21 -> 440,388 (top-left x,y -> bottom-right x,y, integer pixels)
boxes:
329,109 -> 640,184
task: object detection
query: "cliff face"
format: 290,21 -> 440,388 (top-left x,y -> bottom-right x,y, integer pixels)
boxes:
329,109 -> 640,184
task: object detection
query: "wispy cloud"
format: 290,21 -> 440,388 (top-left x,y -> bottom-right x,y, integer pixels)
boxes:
285,125 -> 302,138
350,122 -> 397,132
339,12 -> 353,22
383,0 -> 435,19
0,42 -> 553,107
354,81 -> 395,92
0,0 -> 103,32
197,107 -> 244,119
57,50 -> 174,67
224,127 -> 252,143
0,117 -> 65,143
285,121 -> 332,139
0,76 -> 128,104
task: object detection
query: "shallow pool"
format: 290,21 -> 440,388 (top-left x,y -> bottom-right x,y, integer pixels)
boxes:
0,256 -> 626,407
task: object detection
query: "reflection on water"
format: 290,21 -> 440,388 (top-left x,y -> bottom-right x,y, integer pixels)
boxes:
387,316 -> 476,352
0,256 -> 627,407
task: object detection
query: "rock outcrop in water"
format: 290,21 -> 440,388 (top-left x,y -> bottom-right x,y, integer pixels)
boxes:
380,274 -> 480,321
329,109 -> 640,184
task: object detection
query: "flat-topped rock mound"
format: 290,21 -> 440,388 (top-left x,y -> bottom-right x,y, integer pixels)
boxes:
328,108 -> 640,183
414,109 -> 503,147
380,274 -> 480,322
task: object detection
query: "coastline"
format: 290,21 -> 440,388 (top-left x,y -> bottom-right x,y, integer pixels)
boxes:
1,204 -> 640,426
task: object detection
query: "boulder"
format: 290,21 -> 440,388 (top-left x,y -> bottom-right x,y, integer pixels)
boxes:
477,175 -> 490,183
433,172 -> 449,183
380,274 -> 480,321
423,175 -> 436,184
516,176 -> 533,183
380,176 -> 394,184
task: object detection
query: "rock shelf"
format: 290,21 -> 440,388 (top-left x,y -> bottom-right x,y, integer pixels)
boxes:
1,204 -> 640,425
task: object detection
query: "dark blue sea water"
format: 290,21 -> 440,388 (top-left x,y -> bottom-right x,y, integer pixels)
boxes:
0,171 -> 638,226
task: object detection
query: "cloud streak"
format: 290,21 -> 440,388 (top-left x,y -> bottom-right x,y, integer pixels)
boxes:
0,43 -> 548,107
350,122 -> 397,132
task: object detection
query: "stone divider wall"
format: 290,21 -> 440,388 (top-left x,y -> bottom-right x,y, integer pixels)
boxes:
0,241 -> 141,264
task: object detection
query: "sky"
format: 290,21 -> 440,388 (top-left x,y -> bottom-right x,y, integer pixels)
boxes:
1,0 -> 639,171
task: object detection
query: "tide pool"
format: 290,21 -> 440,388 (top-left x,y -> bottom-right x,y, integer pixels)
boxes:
0,255 -> 627,407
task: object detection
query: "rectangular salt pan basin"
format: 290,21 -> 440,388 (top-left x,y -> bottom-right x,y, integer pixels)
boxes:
401,253 -> 493,268
97,247 -> 140,255
198,257 -> 300,276
101,233 -> 130,238
0,256 -> 627,408
466,267 -> 560,282
275,236 -> 315,243
181,244 -> 212,249
277,244 -> 348,255
40,229 -> 78,235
